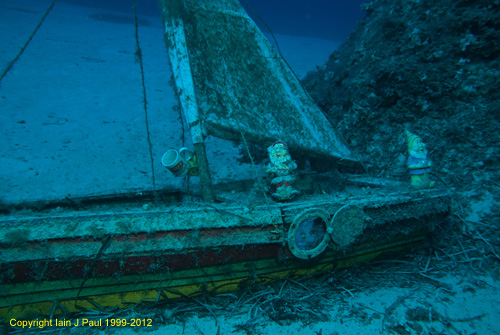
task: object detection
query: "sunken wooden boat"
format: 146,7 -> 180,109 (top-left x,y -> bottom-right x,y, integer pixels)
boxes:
0,0 -> 450,320
0,177 -> 449,320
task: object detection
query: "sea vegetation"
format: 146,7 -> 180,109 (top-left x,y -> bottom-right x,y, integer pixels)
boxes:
302,2 -> 500,272
299,3 -> 500,331
302,0 -> 500,195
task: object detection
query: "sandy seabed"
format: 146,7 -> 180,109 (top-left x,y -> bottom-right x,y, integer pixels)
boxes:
1,1 -> 499,334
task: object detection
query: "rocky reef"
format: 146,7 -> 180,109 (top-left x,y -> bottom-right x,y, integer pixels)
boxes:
303,0 -> 500,200
302,4 -> 500,329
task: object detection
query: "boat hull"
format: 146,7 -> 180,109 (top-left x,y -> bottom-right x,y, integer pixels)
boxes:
0,188 -> 450,320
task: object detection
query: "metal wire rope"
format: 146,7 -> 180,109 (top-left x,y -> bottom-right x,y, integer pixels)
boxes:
133,0 -> 157,199
0,0 -> 58,86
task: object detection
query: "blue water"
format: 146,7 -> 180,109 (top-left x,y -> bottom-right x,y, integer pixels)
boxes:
242,0 -> 366,41
63,0 -> 365,41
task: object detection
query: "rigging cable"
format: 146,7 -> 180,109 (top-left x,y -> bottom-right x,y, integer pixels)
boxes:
220,60 -> 280,233
240,0 -> 300,83
240,0 -> 334,130
0,0 -> 58,86
133,0 -> 157,198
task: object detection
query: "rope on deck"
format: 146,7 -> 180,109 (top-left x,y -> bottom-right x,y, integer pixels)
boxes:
220,61 -> 279,232
133,0 -> 157,199
0,0 -> 58,86
240,0 -> 299,83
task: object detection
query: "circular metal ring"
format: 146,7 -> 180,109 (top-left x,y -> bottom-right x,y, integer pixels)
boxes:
287,208 -> 330,259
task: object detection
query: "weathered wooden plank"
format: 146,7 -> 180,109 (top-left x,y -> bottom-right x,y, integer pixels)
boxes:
160,0 -> 360,170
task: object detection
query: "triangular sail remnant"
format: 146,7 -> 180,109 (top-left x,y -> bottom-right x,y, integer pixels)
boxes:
161,0 -> 360,169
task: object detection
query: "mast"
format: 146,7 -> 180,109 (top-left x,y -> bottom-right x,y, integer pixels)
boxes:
162,1 -> 214,202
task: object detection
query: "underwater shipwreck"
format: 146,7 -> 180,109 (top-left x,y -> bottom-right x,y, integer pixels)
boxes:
0,0 -> 450,320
